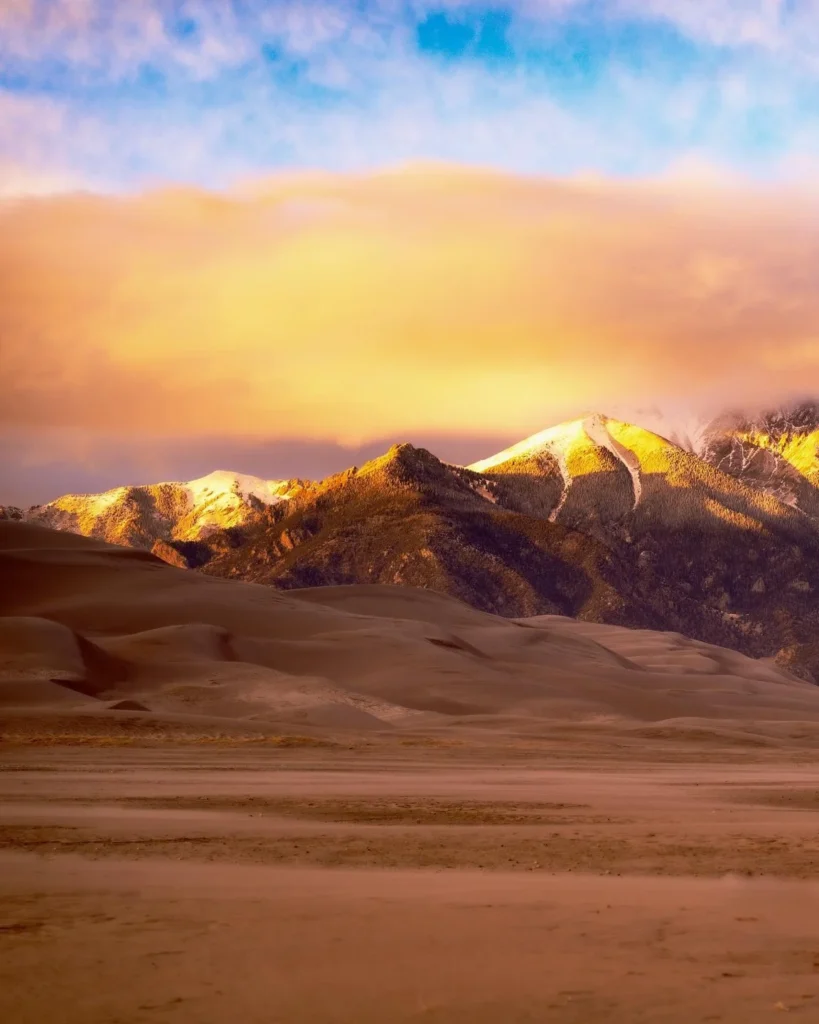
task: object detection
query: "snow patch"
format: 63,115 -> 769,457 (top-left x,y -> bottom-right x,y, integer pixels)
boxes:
469,419 -> 595,522
49,486 -> 127,517
583,415 -> 643,509
470,481 -> 497,504
548,445 -> 572,523
470,415 -> 648,516
174,470 -> 298,537
468,419 -> 590,473
183,470 -> 292,507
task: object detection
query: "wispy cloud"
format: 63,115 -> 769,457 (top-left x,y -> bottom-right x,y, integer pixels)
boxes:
615,0 -> 794,51
1,1 -> 819,190
2,2 -> 817,79
0,0 -> 249,79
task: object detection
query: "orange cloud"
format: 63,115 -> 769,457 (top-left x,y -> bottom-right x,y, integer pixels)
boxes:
2,165 -> 819,448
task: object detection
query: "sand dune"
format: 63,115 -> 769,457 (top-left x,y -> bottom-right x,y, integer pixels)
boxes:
3,520 -> 819,739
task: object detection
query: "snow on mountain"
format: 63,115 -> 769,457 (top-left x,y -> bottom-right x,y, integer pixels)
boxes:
183,470 -> 296,507
694,403 -> 819,517
470,400 -> 819,524
8,470 -> 306,550
177,471 -> 302,535
468,417 -> 590,474
6,398 -> 819,570
469,414 -> 648,515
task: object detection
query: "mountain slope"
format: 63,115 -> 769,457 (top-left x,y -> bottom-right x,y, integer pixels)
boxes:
1,470 -> 306,555
469,415 -> 635,532
697,401 -> 819,519
198,443 -> 628,621
186,427 -> 819,665
472,413 -> 810,537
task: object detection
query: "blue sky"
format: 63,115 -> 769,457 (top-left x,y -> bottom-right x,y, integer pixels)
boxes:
0,1 -> 817,191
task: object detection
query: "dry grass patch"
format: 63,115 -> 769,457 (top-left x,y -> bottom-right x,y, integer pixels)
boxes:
725,788 -> 819,810
4,825 -> 819,876
123,795 -> 593,825
0,731 -> 335,749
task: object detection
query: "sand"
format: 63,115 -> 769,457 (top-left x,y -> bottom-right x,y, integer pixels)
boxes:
4,520 -> 819,745
5,522 -> 819,1020
3,749 -> 819,1022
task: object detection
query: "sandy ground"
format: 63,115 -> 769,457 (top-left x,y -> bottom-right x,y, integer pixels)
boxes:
6,522 -> 819,1020
3,748 -> 819,1022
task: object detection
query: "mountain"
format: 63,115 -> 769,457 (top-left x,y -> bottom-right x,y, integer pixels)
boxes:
187,441 -> 629,621
695,401 -> 819,518
191,417 -> 819,662
1,470 -> 306,564
6,410 -> 819,676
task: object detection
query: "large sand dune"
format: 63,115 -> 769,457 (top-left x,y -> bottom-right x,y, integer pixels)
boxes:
3,520 -> 819,739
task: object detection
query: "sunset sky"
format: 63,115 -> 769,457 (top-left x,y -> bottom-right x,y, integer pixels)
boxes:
2,1 -> 819,504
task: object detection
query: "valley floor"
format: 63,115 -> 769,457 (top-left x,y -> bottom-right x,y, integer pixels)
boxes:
3,747 -> 819,1022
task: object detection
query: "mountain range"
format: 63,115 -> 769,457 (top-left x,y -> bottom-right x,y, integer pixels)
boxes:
5,402 -> 819,679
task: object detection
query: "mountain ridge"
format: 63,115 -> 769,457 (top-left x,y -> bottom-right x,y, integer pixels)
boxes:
1,469 -> 308,553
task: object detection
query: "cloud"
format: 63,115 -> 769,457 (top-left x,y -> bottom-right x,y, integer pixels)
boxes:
0,1 -> 414,85
510,1 -> 818,61
1,1 -> 817,87
3,1 -> 819,193
0,0 -> 251,79
3,5 -> 819,504
0,50 -> 606,194
614,0 -> 797,51
2,166 -> 819,473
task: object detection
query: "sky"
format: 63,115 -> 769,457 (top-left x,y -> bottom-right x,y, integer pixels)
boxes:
2,0 -> 819,503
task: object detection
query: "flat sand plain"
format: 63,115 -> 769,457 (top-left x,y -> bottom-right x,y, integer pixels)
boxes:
3,747 -> 819,1023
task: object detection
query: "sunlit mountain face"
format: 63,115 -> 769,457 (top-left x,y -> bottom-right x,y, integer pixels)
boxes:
695,402 -> 819,517
9,402 -> 819,542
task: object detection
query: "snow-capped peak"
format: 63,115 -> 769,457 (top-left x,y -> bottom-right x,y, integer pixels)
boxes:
468,418 -> 590,473
182,470 -> 293,506
13,469 -> 305,549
